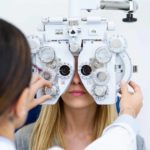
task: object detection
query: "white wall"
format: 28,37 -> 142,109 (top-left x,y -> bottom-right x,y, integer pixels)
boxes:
0,0 -> 150,149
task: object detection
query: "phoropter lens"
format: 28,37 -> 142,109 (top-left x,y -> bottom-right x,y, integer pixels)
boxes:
59,65 -> 70,76
81,65 -> 92,76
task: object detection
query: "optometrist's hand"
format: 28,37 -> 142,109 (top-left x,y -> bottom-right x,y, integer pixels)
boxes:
27,74 -> 52,110
119,80 -> 143,118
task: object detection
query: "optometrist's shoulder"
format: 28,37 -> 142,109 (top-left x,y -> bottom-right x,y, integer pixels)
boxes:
49,80 -> 143,150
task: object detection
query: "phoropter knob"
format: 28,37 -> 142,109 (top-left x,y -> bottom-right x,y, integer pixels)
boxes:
39,46 -> 55,63
95,47 -> 112,64
93,85 -> 107,97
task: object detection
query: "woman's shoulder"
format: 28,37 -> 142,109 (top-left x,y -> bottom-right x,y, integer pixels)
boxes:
15,123 -> 35,150
136,134 -> 146,150
17,123 -> 34,133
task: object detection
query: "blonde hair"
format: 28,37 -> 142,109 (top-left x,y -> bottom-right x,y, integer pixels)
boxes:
30,98 -> 117,150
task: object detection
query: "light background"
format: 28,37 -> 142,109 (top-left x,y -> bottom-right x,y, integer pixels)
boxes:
0,0 -> 150,149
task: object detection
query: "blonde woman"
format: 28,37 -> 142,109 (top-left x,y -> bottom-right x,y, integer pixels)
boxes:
16,59 -> 145,150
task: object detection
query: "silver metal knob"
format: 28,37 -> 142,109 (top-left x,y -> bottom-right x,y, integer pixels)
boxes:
97,71 -> 108,82
39,46 -> 55,63
45,86 -> 57,96
94,85 -> 107,97
95,46 -> 112,64
108,35 -> 127,53
93,70 -> 109,85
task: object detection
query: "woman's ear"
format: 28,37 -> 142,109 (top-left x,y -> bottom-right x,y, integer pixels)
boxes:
13,88 -> 29,128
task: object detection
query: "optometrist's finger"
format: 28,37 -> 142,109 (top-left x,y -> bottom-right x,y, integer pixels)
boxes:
120,80 -> 128,95
28,95 -> 51,110
129,81 -> 142,94
30,74 -> 41,84
31,78 -> 52,94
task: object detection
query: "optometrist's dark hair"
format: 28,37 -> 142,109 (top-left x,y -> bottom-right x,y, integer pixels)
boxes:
0,19 -> 32,115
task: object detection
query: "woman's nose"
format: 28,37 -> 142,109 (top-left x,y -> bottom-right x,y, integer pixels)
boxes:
72,71 -> 81,84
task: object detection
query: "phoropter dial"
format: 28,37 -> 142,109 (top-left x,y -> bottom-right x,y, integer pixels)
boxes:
95,46 -> 112,64
41,69 -> 56,82
108,35 -> 127,53
39,46 -> 55,63
44,86 -> 58,97
93,85 -> 107,97
93,70 -> 109,85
